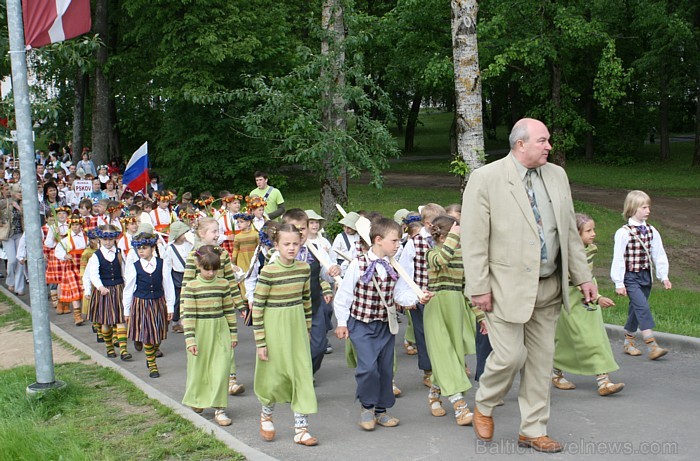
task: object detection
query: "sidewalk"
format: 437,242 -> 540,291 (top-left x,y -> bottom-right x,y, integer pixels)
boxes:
6,287 -> 699,461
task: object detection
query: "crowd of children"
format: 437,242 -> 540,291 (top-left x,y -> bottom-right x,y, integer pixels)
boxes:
27,183 -> 674,448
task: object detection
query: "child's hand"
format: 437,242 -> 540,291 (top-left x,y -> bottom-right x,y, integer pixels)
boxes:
663,279 -> 672,290
615,287 -> 627,296
335,326 -> 349,339
598,296 -> 615,308
167,313 -> 173,321
232,341 -> 237,349
98,286 -> 110,296
18,259 -> 25,265
402,304 -> 416,311
328,265 -> 341,277
257,347 -> 268,361
323,294 -> 333,304
479,320 -> 488,335
124,315 -> 129,322
418,291 -> 434,305
187,345 -> 198,356
64,254 -> 73,261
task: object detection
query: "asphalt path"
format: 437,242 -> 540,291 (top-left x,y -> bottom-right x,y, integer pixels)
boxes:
15,287 -> 699,461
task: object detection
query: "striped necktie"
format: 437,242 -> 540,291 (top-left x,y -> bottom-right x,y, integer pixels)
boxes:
526,169 -> 548,263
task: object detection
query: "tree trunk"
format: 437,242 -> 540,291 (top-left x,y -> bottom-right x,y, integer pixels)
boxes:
694,77 -> 700,167
319,0 -> 348,218
71,70 -> 87,163
404,91 -> 422,152
549,62 -> 566,167
451,0 -> 485,190
109,96 -> 120,162
659,69 -> 671,161
91,0 -> 110,167
584,91 -> 594,161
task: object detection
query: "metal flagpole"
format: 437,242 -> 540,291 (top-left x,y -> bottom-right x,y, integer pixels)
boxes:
6,0 -> 65,394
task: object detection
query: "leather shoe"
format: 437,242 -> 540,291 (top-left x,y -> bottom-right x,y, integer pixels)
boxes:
518,435 -> 563,453
472,405 -> 493,442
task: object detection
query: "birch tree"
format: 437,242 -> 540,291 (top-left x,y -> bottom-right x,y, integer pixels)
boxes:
451,0 -> 484,188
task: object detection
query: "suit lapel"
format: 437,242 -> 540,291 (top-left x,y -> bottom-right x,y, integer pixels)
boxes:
505,157 -> 538,234
540,165 -> 562,231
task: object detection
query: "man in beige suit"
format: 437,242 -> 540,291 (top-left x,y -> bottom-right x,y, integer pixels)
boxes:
461,118 -> 596,453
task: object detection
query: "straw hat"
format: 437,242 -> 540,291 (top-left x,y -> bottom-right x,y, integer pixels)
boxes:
393,208 -> 410,225
305,209 -> 325,222
168,221 -> 190,242
339,211 -> 360,230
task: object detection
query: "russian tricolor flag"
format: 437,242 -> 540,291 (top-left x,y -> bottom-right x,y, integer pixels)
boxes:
123,142 -> 149,193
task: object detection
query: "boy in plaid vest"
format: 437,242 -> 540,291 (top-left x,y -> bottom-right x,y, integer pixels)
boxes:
611,190 -> 672,360
335,217 -> 431,431
395,203 -> 446,386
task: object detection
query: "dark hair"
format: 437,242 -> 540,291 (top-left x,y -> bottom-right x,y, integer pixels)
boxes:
78,198 -> 93,210
274,223 -> 302,243
195,245 -> 222,271
181,191 -> 192,201
121,190 -> 134,200
43,181 -> 58,201
370,218 -> 401,243
429,215 -> 458,241
128,205 -> 142,214
218,190 -> 230,198
282,208 -> 308,225
254,171 -> 268,180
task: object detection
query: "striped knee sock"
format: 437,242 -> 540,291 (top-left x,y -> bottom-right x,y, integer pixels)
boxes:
102,327 -> 114,354
144,344 -> 157,370
94,323 -> 104,341
116,326 -> 128,354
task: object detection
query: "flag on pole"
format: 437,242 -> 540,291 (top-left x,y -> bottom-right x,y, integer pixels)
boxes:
123,142 -> 149,194
23,0 -> 92,49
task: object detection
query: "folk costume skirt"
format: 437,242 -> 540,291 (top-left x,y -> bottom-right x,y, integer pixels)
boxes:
182,316 -> 231,409
59,260 -> 83,302
44,246 -> 62,285
254,305 -> 317,415
128,296 -> 168,345
554,286 -> 619,376
87,284 -> 125,326
424,289 -> 477,396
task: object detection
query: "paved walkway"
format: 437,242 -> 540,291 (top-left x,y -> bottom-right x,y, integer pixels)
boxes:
11,288 -> 699,461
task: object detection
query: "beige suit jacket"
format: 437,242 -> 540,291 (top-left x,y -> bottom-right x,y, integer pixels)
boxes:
461,155 -> 591,324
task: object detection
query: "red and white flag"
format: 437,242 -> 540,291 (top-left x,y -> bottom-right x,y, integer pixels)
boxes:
22,0 -> 91,49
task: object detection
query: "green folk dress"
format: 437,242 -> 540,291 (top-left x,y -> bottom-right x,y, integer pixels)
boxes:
554,244 -> 619,375
252,259 -> 317,415
181,276 -> 238,409
424,232 -> 477,396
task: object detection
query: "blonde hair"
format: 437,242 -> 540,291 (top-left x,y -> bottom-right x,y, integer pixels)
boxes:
420,203 -> 446,224
622,190 -> 650,219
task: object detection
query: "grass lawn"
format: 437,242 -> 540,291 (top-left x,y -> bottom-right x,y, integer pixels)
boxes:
0,302 -> 244,461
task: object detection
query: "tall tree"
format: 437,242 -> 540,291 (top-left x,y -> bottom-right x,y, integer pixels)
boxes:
451,0 -> 484,187
91,0 -> 110,166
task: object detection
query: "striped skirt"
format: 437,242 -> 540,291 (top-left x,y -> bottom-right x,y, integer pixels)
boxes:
87,284 -> 125,325
128,296 -> 168,345
221,240 -> 235,259
59,260 -> 83,302
44,247 -> 62,285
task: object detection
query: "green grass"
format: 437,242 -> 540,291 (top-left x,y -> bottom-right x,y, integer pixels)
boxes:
0,301 -> 244,461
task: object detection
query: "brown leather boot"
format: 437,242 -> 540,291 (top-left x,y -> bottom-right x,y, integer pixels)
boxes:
50,290 -> 58,308
73,306 -> 85,326
623,334 -> 642,356
453,399 -> 473,426
644,337 -> 668,360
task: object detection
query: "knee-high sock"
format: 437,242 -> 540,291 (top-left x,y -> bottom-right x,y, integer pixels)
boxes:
102,326 -> 114,354
116,325 -> 128,354
144,344 -> 157,370
94,323 -> 104,341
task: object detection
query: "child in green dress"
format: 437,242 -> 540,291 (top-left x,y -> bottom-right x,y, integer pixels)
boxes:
181,245 -> 238,426
552,213 -> 624,396
253,223 -> 318,446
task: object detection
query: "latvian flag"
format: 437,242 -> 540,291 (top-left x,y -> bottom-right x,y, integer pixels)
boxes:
23,0 -> 91,49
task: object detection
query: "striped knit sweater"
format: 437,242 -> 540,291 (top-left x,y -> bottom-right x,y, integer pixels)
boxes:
183,246 -> 245,310
231,228 -> 260,270
252,259 -> 312,348
181,276 -> 238,348
427,231 -> 484,323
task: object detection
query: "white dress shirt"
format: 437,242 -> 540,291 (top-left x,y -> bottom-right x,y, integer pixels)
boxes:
122,256 -> 176,316
55,232 -> 87,261
393,226 -> 430,306
84,246 -> 120,295
331,231 -> 359,275
44,223 -> 69,248
165,241 -> 193,273
610,218 -> 670,288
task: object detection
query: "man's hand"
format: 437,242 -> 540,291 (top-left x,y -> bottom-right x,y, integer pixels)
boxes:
472,293 -> 493,312
328,265 -> 341,278
323,294 -> 333,304
479,320 -> 488,335
616,287 -> 627,296
335,326 -> 349,339
578,281 -> 598,303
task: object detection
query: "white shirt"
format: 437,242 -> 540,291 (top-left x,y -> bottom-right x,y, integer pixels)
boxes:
610,218 -> 669,288
84,246 -> 120,295
252,216 -> 266,232
44,223 -> 69,248
333,249 -> 398,327
394,226 -> 430,306
217,212 -> 239,244
165,241 -> 193,273
17,233 -> 26,261
122,256 -> 176,316
150,207 -> 173,228
55,232 -> 88,261
117,232 -> 135,256
331,232 -> 359,275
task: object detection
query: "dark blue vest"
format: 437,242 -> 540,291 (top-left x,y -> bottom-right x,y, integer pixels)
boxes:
96,249 -> 124,286
134,258 -> 164,299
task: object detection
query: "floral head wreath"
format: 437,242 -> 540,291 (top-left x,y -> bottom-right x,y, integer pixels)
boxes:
233,212 -> 254,221
106,204 -> 122,214
222,194 -> 244,203
97,165 -> 108,171
131,236 -> 159,248
154,191 -> 175,202
120,215 -> 139,225
259,227 -> 274,248
55,205 -> 72,215
95,228 -> 122,240
179,209 -> 199,221
402,215 -> 422,225
194,196 -> 215,208
246,197 -> 266,211
67,214 -> 86,226
86,229 -> 98,240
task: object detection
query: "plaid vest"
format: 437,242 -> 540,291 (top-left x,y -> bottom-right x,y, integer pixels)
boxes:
624,225 -> 653,272
350,254 -> 396,323
412,234 -> 430,292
